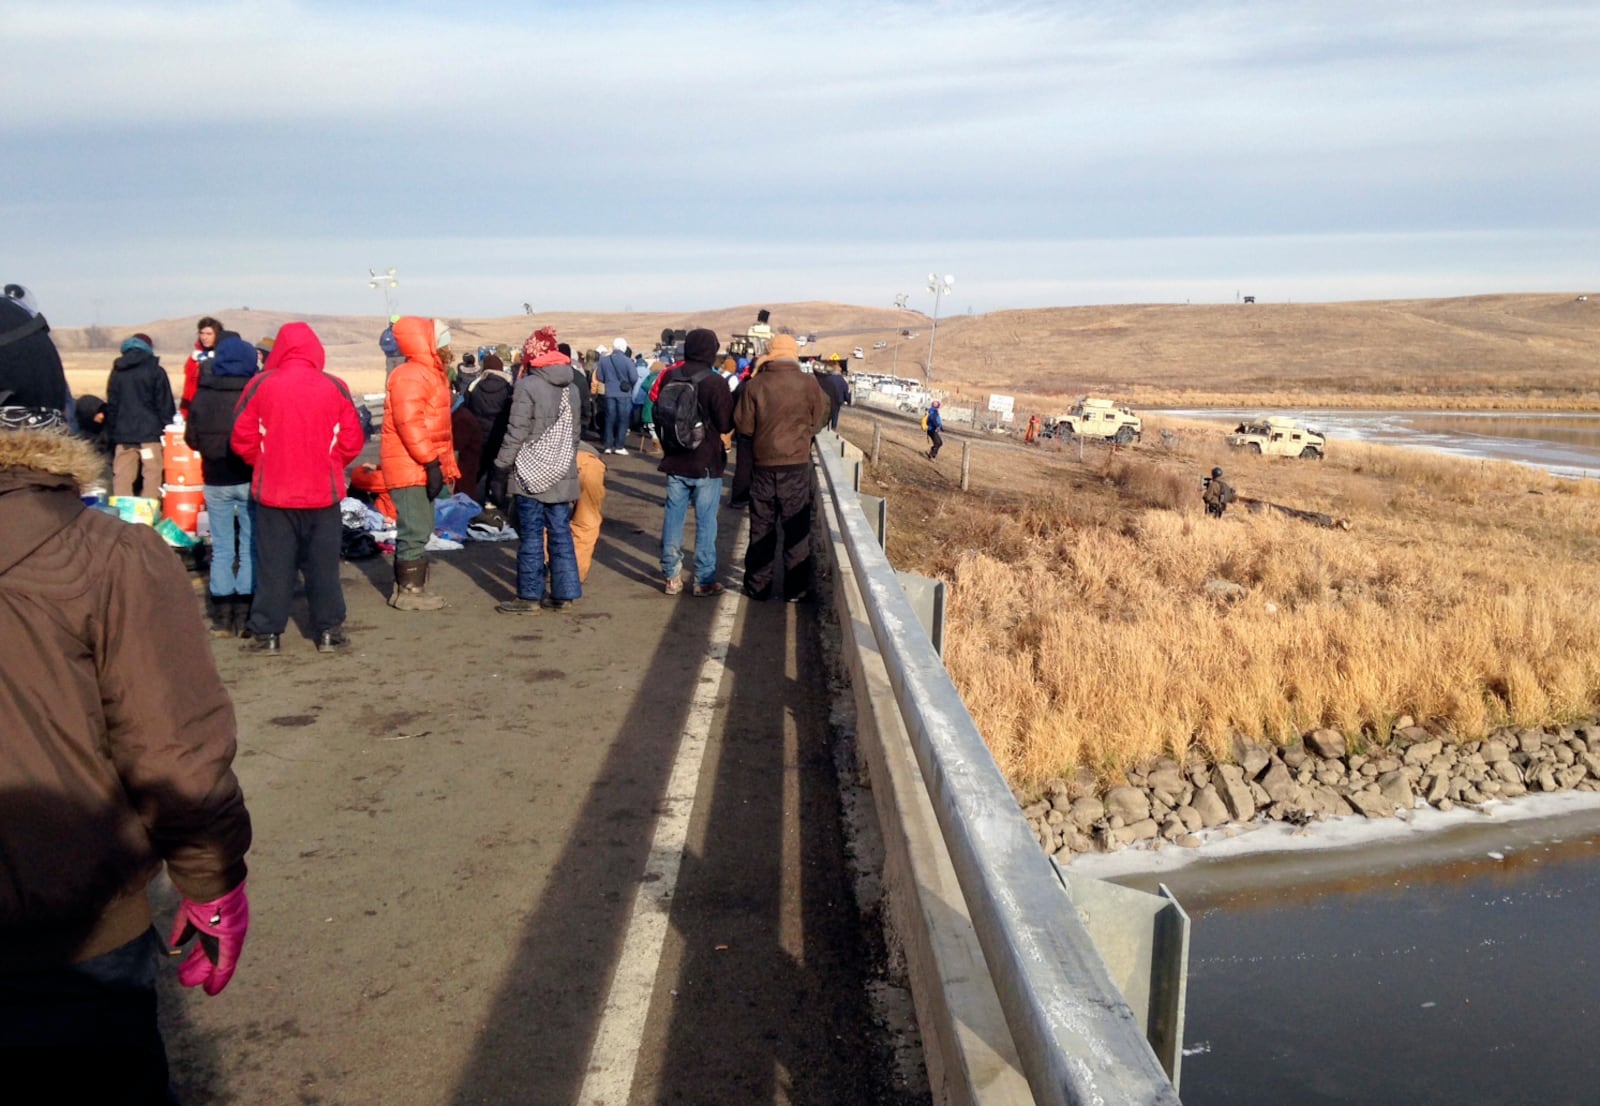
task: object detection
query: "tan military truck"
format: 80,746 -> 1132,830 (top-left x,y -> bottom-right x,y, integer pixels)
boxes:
1044,396 -> 1142,445
1229,416 -> 1326,459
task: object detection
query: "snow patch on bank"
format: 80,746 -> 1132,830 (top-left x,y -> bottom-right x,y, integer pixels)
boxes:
1068,789 -> 1600,880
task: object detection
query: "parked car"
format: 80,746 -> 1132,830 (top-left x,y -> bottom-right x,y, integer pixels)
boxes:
873,340 -> 888,349
852,347 -> 865,359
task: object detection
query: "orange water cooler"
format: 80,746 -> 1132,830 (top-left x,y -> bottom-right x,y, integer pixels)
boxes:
162,430 -> 204,487
160,429 -> 206,532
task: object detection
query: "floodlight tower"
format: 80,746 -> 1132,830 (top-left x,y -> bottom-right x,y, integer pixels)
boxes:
367,267 -> 400,316
925,272 -> 954,385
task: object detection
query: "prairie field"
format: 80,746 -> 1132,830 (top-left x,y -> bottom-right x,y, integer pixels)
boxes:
51,291 -> 1600,410
55,293 -> 1600,792
844,407 -> 1600,792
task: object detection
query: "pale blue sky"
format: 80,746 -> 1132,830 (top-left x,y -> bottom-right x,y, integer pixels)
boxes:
3,0 -> 1596,324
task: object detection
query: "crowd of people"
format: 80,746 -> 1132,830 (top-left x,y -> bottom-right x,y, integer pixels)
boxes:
0,284 -> 857,1093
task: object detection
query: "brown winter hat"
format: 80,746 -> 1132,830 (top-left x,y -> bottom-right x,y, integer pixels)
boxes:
757,333 -> 799,368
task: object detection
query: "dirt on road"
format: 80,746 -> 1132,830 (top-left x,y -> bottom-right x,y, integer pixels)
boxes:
154,453 -> 925,1106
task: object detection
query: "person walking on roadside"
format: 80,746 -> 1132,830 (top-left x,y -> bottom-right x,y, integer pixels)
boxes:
923,400 -> 944,460
381,316 -> 461,611
815,362 -> 849,431
489,328 -> 584,613
185,334 -> 259,636
657,328 -> 735,597
733,334 -> 830,602
179,315 -> 223,417
1202,466 -> 1235,518
0,346 -> 253,1101
597,336 -> 638,455
104,334 -> 175,498
231,321 -> 365,654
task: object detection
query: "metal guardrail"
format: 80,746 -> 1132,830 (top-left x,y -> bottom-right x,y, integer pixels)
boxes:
815,437 -> 1182,1106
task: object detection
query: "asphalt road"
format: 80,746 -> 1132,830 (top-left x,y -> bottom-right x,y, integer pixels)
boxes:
155,450 -> 925,1106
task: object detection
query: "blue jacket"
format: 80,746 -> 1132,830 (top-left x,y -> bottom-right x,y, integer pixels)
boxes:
925,406 -> 942,433
597,350 -> 638,393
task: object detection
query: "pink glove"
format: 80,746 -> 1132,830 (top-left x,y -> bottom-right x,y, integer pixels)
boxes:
168,882 -> 249,996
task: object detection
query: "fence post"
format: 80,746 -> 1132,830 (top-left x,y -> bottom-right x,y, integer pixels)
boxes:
871,421 -> 882,468
961,442 -> 971,491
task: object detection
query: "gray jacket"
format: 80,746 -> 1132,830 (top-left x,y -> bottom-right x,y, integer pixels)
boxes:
494,361 -> 582,503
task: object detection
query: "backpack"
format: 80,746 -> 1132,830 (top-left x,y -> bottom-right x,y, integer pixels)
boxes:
655,366 -> 710,454
514,388 -> 576,495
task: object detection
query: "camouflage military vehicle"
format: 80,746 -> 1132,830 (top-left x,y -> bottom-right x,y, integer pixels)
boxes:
1228,416 -> 1326,459
1044,397 -> 1142,445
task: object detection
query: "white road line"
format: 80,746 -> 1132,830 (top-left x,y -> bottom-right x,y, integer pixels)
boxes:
577,520 -> 746,1106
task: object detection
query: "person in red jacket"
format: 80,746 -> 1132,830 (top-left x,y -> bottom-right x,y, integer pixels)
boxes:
230,322 -> 365,654
179,315 -> 223,417
380,316 -> 460,610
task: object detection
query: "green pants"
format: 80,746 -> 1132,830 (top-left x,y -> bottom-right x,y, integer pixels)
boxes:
391,484 -> 435,563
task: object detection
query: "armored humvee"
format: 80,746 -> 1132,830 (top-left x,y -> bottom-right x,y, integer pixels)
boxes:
1044,397 -> 1142,445
1229,416 -> 1325,459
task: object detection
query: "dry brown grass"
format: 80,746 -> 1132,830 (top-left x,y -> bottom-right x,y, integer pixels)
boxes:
843,404 -> 1600,791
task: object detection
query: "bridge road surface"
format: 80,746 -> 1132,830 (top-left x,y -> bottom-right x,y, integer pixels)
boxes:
154,451 -> 925,1106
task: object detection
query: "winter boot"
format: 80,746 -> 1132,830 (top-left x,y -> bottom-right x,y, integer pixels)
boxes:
232,594 -> 254,638
388,558 -> 446,611
206,594 -> 232,637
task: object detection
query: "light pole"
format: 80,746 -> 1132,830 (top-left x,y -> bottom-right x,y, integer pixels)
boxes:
367,267 -> 399,316
925,272 -> 953,386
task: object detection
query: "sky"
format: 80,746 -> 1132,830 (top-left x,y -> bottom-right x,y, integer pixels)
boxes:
4,0 -> 1597,326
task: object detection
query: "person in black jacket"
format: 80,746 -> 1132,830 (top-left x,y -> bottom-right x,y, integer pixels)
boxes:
104,335 -> 175,497
657,328 -> 735,596
464,353 -> 515,504
185,335 -> 259,634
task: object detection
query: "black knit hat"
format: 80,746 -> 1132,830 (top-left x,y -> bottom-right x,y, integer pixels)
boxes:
0,296 -> 68,413
683,328 -> 719,365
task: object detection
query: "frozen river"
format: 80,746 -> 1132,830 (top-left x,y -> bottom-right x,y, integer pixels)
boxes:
1158,408 -> 1600,478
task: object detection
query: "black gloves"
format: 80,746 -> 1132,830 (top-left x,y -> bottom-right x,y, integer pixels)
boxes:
424,459 -> 444,500
488,466 -> 510,507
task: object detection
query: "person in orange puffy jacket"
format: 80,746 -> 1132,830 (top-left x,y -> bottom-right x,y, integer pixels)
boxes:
380,316 -> 460,610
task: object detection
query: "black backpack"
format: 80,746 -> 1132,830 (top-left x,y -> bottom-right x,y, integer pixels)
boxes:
655,366 -> 710,453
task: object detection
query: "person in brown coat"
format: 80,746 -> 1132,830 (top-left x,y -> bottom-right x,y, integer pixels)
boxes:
732,334 -> 830,601
0,382 -> 252,1097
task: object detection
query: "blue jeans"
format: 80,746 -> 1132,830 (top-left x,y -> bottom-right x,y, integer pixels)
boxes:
516,497 -> 581,601
661,474 -> 722,585
204,482 -> 254,596
603,394 -> 631,451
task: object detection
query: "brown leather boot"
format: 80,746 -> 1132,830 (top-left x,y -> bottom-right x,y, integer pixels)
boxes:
388,557 -> 445,611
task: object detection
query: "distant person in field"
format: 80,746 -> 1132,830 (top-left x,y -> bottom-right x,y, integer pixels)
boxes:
104,335 -> 175,498
179,315 -> 223,417
733,334 -> 830,602
923,400 -> 944,460
1025,413 -> 1042,444
1202,467 -> 1235,518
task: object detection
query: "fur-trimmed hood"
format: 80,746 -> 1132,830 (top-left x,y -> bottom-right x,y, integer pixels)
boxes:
0,429 -> 107,491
